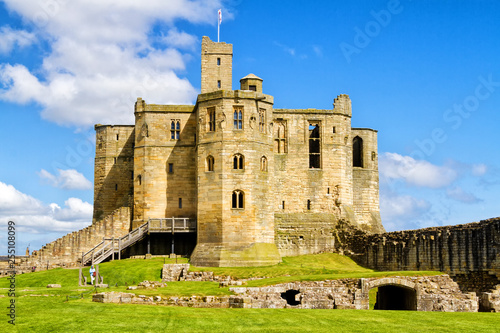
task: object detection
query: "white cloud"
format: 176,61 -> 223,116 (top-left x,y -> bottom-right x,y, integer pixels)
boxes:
39,168 -> 92,190
380,152 -> 457,188
163,28 -> 198,50
446,186 -> 482,204
380,193 -> 430,222
0,0 -> 226,127
0,26 -> 36,54
0,182 -> 45,215
0,181 -> 92,234
274,41 -> 296,56
471,164 -> 488,176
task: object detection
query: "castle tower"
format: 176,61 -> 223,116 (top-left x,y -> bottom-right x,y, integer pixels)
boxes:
191,37 -> 281,267
201,36 -> 232,93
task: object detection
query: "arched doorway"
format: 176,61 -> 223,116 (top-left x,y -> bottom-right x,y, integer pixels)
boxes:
373,285 -> 417,310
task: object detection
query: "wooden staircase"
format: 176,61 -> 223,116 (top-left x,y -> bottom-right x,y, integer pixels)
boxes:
82,217 -> 196,265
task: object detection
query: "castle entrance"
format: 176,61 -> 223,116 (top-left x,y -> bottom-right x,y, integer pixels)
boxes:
373,285 -> 417,310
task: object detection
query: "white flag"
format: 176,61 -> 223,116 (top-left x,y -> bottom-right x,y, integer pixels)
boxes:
218,9 -> 222,25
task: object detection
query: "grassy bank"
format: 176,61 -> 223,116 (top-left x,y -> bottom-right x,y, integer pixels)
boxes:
1,296 -> 497,333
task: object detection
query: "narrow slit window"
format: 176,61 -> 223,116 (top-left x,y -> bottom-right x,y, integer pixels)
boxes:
259,108 -> 266,133
179,198 -> 182,209
116,134 -> 119,140
217,58 -> 221,66
207,155 -> 215,172
115,184 -> 118,191
307,200 -> 311,210
309,123 -> 321,168
217,80 -> 221,89
208,107 -> 216,132
168,163 -> 174,173
260,156 -> 267,171
282,201 -> 285,210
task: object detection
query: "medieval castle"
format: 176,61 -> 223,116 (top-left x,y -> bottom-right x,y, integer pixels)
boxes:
89,36 -> 384,267
24,37 -> 498,297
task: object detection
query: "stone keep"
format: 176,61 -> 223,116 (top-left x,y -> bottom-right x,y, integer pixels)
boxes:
91,36 -> 385,266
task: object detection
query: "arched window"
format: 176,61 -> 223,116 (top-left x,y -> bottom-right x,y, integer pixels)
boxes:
206,155 -> 215,172
353,136 -> 363,167
233,154 -> 244,170
260,156 -> 268,171
232,190 -> 244,209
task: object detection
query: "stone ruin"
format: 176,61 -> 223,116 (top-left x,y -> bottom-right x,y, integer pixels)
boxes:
93,273 -> 488,312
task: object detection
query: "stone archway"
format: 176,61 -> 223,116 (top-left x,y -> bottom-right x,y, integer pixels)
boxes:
374,285 -> 417,310
363,277 -> 419,311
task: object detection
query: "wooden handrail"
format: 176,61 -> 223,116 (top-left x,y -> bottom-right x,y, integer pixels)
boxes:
82,217 -> 196,265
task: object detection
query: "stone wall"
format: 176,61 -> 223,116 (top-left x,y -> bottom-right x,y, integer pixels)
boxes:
93,125 -> 134,223
94,275 -> 479,312
132,100 -> 197,229
353,218 -> 500,293
274,213 -> 338,257
30,207 -> 130,268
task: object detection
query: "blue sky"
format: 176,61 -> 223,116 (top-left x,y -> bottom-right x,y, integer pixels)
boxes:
1,0 -> 499,254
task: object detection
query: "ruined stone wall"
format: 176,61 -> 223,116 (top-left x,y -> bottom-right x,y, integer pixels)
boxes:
132,99 -> 197,228
274,213 -> 338,257
94,275 -> 479,312
351,128 -> 383,233
31,207 -> 130,267
93,125 -> 134,223
272,95 -> 383,235
354,218 -> 500,292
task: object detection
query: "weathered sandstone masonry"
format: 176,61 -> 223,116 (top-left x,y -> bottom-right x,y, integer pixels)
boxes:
353,218 -> 500,293
31,207 -> 130,267
93,274 -> 479,312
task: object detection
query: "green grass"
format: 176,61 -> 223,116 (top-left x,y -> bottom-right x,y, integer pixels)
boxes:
1,296 -> 498,333
0,254 -> 494,332
0,254 -> 441,290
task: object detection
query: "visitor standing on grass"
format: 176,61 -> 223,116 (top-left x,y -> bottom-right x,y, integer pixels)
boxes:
90,265 -> 96,285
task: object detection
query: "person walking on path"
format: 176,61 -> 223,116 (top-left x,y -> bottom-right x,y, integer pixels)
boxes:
89,265 -> 96,285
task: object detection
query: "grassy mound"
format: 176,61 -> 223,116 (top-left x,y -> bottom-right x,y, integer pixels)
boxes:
0,253 -> 441,289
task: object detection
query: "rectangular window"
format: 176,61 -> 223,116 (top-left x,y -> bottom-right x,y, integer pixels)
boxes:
249,85 -> 256,91
179,198 -> 182,209
233,107 -> 243,130
170,119 -> 180,140
217,80 -> 221,89
258,108 -> 265,133
208,107 -> 216,132
168,163 -> 173,173
217,58 -> 221,66
309,122 -> 321,168
116,134 -> 119,140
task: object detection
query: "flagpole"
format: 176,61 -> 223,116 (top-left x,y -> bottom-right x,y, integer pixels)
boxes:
217,9 -> 221,42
